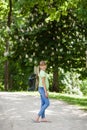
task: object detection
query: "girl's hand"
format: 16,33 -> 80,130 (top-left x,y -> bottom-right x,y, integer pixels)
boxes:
45,92 -> 48,98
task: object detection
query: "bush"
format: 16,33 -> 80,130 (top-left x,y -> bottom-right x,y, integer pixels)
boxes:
47,68 -> 85,96
0,82 -> 4,91
60,69 -> 83,96
81,79 -> 87,96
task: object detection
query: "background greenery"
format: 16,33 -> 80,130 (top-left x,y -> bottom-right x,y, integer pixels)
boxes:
0,0 -> 87,97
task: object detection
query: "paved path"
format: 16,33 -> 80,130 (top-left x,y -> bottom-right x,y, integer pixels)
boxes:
0,92 -> 87,130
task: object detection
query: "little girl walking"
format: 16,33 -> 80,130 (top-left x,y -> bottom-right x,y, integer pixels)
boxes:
34,60 -> 50,122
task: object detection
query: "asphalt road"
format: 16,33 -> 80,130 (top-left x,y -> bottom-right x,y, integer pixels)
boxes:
0,92 -> 87,130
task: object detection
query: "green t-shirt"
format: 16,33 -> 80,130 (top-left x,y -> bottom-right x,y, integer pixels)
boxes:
39,70 -> 49,90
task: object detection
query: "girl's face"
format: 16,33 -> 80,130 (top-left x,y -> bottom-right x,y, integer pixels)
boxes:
40,65 -> 47,71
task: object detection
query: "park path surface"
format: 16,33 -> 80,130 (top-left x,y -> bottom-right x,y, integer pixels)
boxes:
0,92 -> 87,130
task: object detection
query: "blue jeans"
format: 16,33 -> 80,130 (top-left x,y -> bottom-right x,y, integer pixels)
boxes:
38,87 -> 50,119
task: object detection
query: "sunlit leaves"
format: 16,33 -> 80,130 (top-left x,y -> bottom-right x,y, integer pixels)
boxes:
0,0 -> 87,69
0,0 -> 8,20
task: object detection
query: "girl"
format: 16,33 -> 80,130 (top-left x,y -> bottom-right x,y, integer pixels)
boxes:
34,60 -> 50,122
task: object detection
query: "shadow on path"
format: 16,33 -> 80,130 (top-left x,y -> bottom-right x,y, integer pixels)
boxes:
0,92 -> 87,130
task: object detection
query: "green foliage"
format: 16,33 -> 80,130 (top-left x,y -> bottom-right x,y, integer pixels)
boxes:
8,59 -> 34,91
59,68 -> 83,95
48,68 -> 85,96
0,82 -> 4,91
45,0 -> 79,22
13,6 -> 86,70
0,0 -> 8,20
77,0 -> 87,22
0,0 -> 87,91
81,78 -> 87,96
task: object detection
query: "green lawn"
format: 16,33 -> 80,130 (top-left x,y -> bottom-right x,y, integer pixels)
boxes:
49,92 -> 87,111
28,91 -> 87,111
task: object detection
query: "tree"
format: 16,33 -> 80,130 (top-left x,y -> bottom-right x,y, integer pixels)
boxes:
4,0 -> 12,90
10,2 -> 87,92
0,0 -> 12,90
0,0 -> 87,91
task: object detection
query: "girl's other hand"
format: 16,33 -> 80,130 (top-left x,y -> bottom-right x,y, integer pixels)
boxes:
45,92 -> 48,98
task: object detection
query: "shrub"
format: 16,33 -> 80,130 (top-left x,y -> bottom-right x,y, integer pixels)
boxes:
81,79 -> 87,96
60,69 -> 83,96
0,82 -> 4,91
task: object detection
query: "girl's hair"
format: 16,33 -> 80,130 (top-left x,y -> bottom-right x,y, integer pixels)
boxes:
39,61 -> 46,66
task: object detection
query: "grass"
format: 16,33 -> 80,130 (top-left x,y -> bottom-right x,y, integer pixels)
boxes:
49,92 -> 87,111
27,91 -> 87,111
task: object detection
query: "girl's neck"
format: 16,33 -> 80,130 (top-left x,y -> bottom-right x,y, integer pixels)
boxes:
41,69 -> 45,71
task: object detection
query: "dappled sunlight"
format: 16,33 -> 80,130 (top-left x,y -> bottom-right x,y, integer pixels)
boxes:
0,92 -> 87,130
49,100 -> 87,119
1,96 -> 23,101
46,110 -> 60,116
29,109 -> 59,116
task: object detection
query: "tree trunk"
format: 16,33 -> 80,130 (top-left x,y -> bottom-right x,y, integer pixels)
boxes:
52,67 -> 59,92
4,0 -> 12,91
34,66 -> 39,90
4,61 -> 9,91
